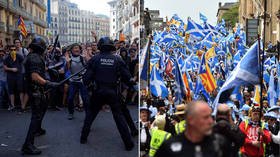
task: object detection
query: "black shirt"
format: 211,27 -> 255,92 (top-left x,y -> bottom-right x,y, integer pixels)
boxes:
3,54 -> 23,79
155,133 -> 225,157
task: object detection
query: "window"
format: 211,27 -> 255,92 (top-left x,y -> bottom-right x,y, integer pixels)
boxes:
113,18 -> 115,22
113,12 -> 115,15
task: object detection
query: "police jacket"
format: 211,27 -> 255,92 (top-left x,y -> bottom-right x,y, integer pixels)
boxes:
83,52 -> 132,88
24,52 -> 46,93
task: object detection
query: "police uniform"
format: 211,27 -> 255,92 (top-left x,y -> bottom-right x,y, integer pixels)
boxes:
22,38 -> 59,155
80,37 -> 134,150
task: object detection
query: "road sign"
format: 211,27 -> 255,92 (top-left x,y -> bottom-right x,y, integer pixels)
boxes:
246,19 -> 259,46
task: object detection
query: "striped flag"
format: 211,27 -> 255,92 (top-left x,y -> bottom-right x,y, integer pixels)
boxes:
198,53 -> 217,93
18,16 -> 28,38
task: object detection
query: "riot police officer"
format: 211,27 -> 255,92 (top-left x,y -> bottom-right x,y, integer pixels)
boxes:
80,37 -> 134,151
22,38 -> 59,155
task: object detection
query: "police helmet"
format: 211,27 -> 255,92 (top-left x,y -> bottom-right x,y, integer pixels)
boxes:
97,37 -> 116,51
29,37 -> 47,53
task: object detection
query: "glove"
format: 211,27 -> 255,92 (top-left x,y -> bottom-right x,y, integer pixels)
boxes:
45,81 -> 60,89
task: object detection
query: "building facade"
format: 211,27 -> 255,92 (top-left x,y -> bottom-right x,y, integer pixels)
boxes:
108,0 -> 117,39
47,0 -> 109,45
94,14 -> 110,39
216,2 -> 237,22
0,0 -> 48,46
108,0 -> 139,42
239,0 -> 280,45
149,9 -> 164,32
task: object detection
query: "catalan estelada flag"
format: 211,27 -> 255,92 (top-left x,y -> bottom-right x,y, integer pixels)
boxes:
18,16 -> 28,38
198,53 -> 217,93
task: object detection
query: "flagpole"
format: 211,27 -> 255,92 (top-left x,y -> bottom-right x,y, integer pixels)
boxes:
147,35 -> 152,99
258,0 -> 267,140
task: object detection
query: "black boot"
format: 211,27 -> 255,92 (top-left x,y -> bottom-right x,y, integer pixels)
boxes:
22,144 -> 42,155
35,129 -> 46,137
131,129 -> 138,137
125,142 -> 134,151
80,136 -> 87,144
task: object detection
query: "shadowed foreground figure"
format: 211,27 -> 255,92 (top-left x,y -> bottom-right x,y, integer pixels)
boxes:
155,101 -> 229,157
22,37 -> 59,155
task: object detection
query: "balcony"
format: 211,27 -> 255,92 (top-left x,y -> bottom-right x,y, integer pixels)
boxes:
30,0 -> 46,11
33,17 -> 48,28
7,4 -> 18,15
7,25 -> 16,34
130,14 -> 139,24
0,22 -> 6,32
0,0 -> 7,8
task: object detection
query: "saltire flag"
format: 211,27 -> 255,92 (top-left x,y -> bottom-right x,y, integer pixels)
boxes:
204,23 -> 220,35
199,12 -> 207,22
268,70 -> 277,106
174,59 -> 187,105
277,60 -> 280,99
150,65 -> 169,98
140,39 -> 149,80
213,41 -> 261,112
186,18 -> 205,38
198,53 -> 217,93
18,16 -> 28,38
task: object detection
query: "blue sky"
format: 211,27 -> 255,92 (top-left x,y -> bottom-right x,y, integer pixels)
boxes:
145,0 -> 238,25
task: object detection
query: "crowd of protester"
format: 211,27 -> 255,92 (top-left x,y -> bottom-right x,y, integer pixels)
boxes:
0,36 -> 139,120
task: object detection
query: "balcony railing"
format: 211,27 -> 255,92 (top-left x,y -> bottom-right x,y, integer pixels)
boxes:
0,21 -> 6,32
30,0 -> 46,11
0,0 -> 7,8
7,25 -> 16,34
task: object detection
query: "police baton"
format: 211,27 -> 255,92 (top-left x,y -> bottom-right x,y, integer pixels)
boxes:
44,66 -> 87,94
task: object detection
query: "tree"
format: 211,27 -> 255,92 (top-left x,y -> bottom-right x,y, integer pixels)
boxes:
221,4 -> 239,28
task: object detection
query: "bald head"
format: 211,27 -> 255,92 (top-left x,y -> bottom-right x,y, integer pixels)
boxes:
185,101 -> 210,118
216,103 -> 231,120
185,101 -> 214,138
217,103 -> 230,113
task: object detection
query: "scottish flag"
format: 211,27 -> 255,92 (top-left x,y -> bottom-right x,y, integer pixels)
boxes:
186,19 -> 205,38
213,41 -> 261,112
150,65 -> 169,98
140,40 -> 149,80
174,59 -> 187,105
277,60 -> 280,98
268,70 -> 277,106
199,12 -> 207,22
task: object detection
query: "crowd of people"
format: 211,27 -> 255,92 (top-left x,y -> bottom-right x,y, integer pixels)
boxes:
140,95 -> 280,157
0,36 -> 139,118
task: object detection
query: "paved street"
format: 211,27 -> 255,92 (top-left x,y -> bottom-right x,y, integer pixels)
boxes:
0,105 -> 138,157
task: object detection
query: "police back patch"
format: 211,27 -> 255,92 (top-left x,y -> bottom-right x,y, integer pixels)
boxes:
170,142 -> 182,152
100,58 -> 114,66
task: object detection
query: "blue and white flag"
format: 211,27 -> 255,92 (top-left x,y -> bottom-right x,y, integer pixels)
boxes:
213,41 -> 261,113
268,70 -> 277,107
186,19 -> 205,38
277,60 -> 280,98
199,12 -> 208,22
140,40 -> 149,80
174,59 -> 187,105
150,65 -> 169,98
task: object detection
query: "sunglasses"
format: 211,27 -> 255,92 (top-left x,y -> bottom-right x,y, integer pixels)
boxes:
10,49 -> 16,51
